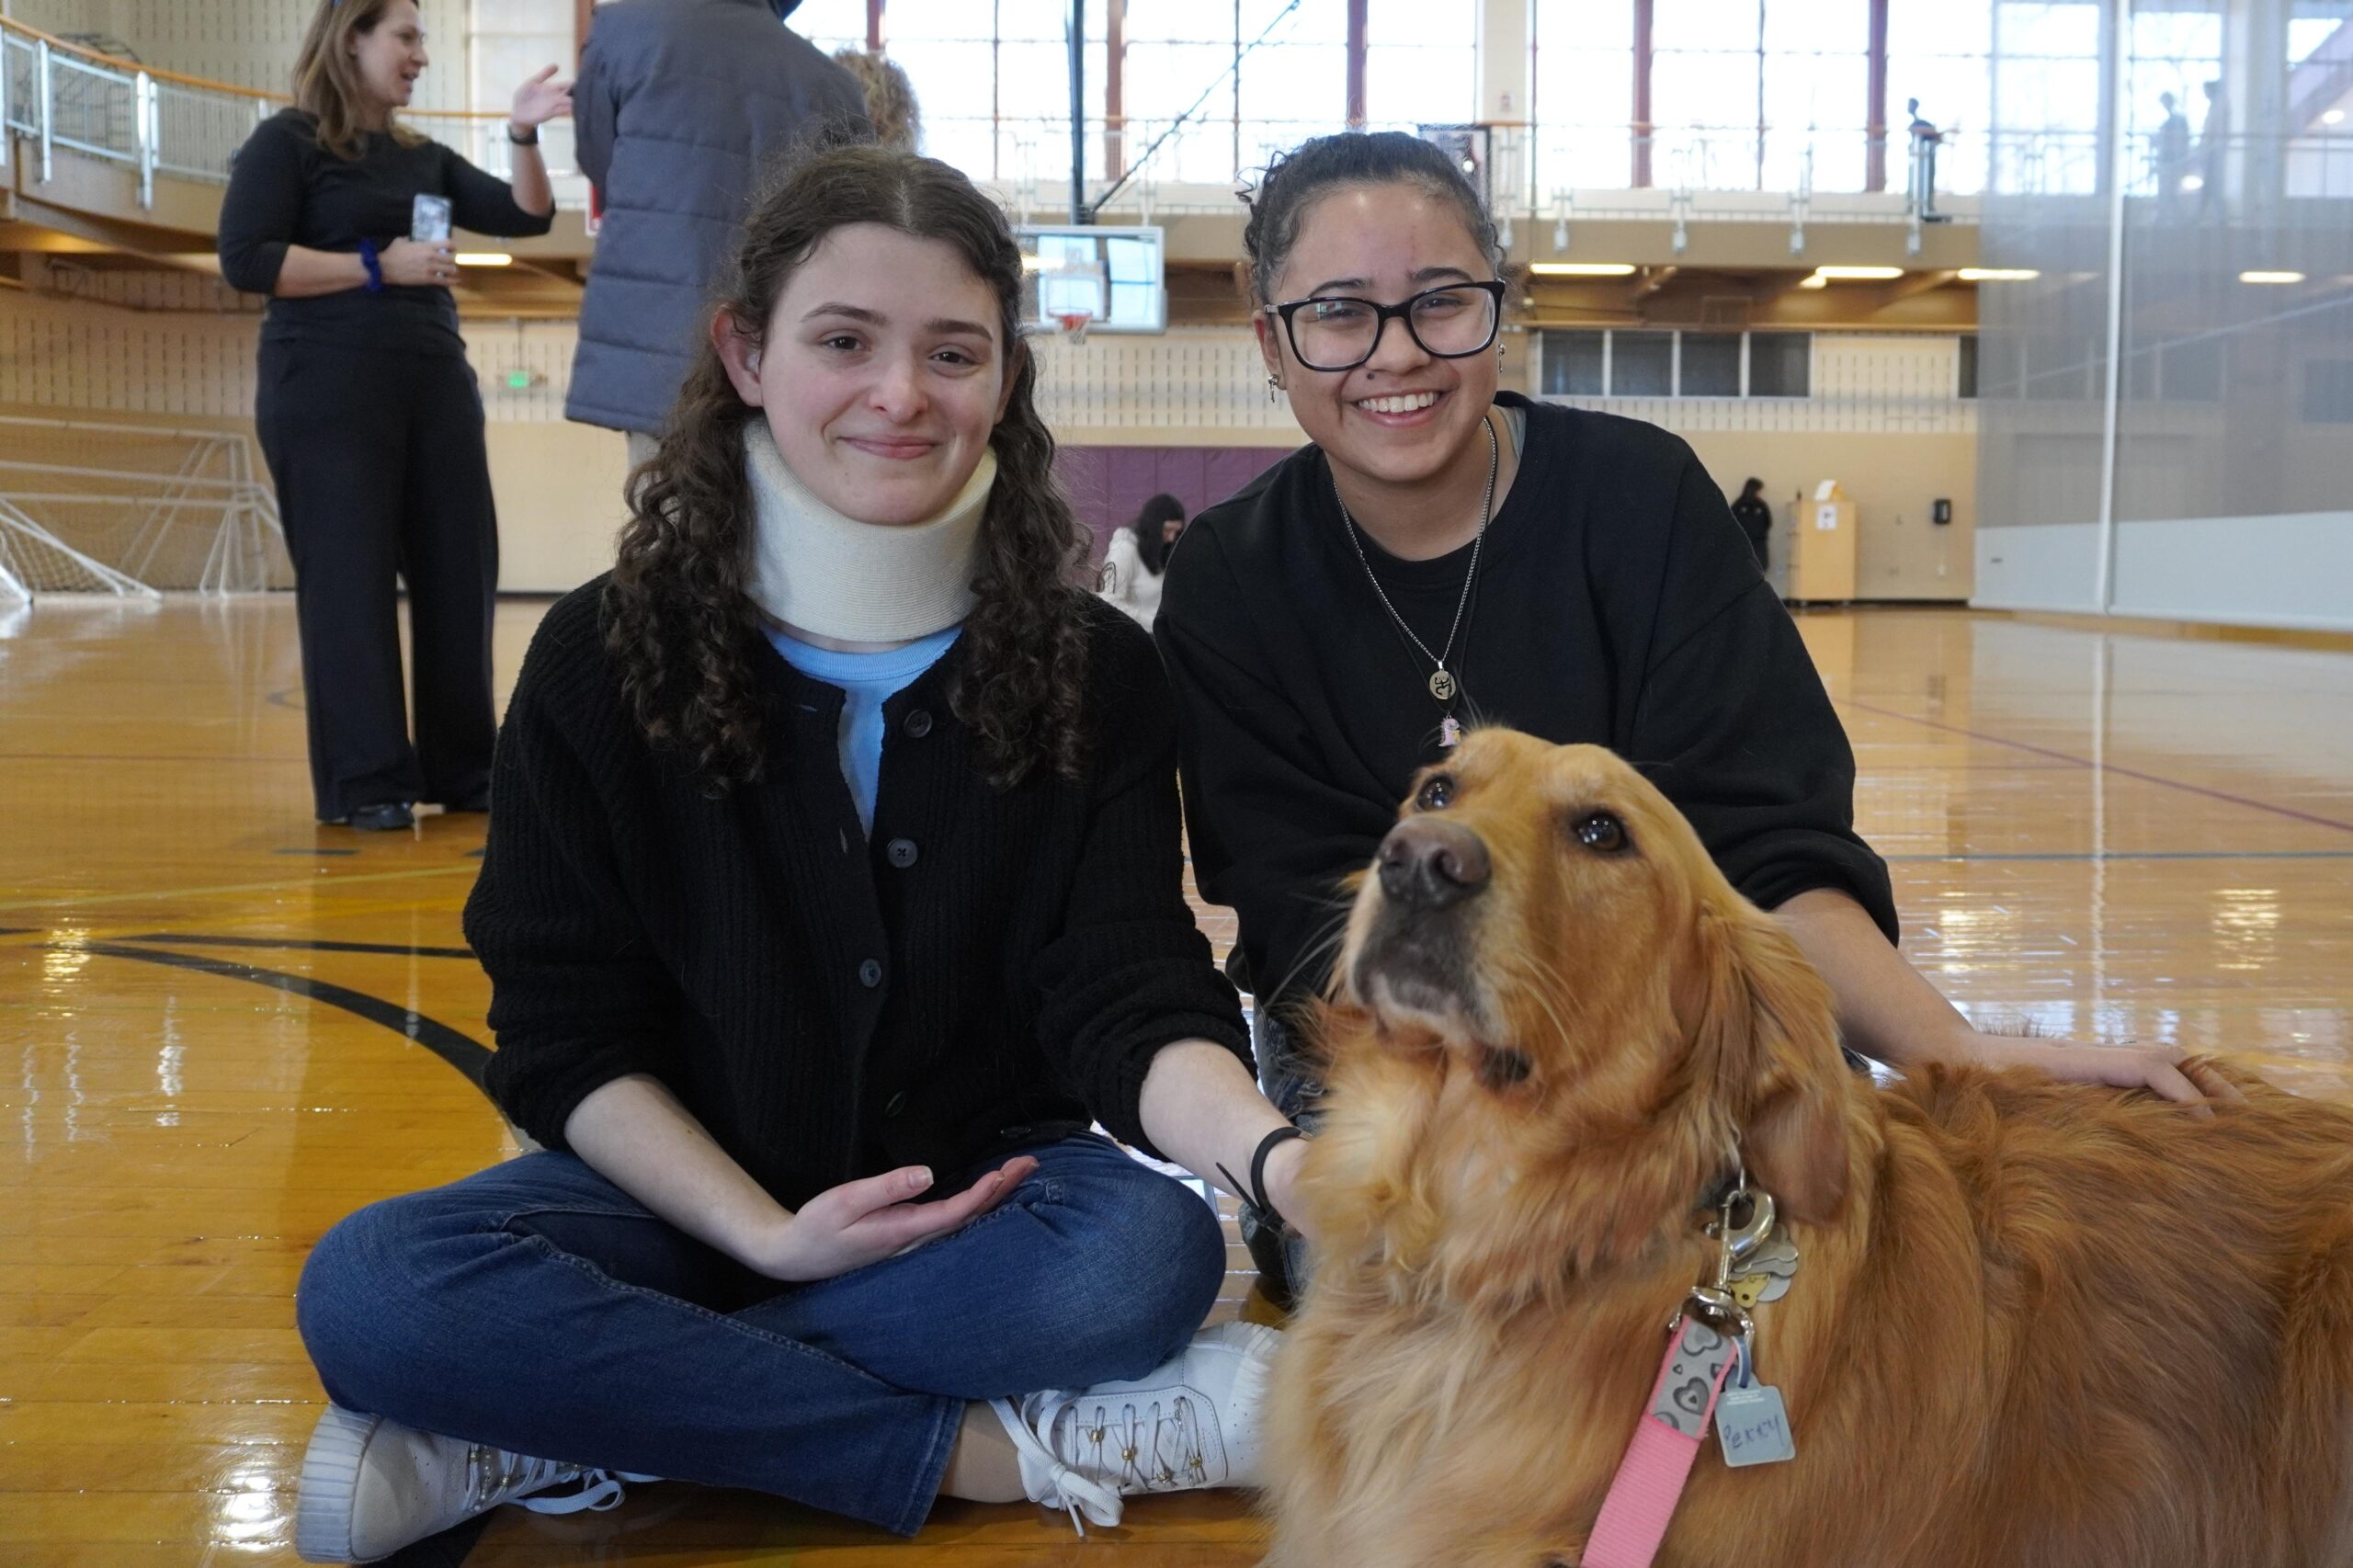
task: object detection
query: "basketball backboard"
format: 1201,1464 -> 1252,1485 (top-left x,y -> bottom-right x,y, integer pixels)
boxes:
1017,224 -> 1167,335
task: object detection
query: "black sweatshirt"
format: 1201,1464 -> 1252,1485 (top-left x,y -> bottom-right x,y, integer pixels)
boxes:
1156,393 -> 1897,1019
218,109 -> 553,355
464,581 -> 1250,1210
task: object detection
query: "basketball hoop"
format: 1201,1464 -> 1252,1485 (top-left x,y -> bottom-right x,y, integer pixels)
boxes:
1053,310 -> 1095,345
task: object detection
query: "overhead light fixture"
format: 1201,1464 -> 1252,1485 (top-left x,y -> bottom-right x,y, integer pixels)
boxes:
1529,262 -> 1636,277
1019,253 -> 1046,272
1959,267 -> 2040,281
1798,274 -> 1829,289
2239,269 -> 2305,284
454,253 -> 513,267
2325,109 -> 2346,126
1811,265 -> 1904,281
2181,174 -> 2206,191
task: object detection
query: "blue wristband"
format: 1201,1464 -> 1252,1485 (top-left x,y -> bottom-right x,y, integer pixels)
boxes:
358,238 -> 385,294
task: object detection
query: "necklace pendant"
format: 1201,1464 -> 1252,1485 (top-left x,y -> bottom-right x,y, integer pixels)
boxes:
1439,715 -> 1463,749
1429,668 -> 1459,703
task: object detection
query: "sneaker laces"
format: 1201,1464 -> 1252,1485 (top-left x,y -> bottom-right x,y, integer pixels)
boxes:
990,1388 -> 1212,1536
467,1446 -> 635,1517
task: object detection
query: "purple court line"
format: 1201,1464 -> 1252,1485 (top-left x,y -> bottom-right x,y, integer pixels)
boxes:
1842,699 -> 2353,837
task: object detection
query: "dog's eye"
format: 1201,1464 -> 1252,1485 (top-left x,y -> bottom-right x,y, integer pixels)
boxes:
1573,812 -> 1630,853
1415,774 -> 1456,812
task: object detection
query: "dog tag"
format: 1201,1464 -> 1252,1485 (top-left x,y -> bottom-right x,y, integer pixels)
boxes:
1729,1270 -> 1793,1308
1716,1384 -> 1796,1468
1739,1235 -> 1801,1278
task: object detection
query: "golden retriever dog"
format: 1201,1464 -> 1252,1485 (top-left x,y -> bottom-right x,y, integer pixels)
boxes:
1263,731 -> 2353,1568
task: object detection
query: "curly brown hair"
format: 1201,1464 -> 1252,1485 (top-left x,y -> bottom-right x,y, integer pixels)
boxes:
604,142 -> 1092,792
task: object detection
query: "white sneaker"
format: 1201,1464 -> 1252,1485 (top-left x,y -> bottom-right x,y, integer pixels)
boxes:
991,1321 -> 1282,1533
294,1403 -> 654,1562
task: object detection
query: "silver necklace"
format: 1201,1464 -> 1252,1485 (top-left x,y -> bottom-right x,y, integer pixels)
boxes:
1336,414 -> 1498,747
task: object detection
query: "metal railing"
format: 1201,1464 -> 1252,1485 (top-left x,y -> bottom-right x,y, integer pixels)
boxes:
0,415 -> 290,598
0,18 -> 583,210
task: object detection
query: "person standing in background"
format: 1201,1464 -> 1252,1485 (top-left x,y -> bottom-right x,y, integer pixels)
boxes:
2154,91 -> 2192,220
2197,78 -> 2229,222
219,0 -> 564,831
1731,475 -> 1772,571
1100,493 -> 1186,630
567,0 -> 870,461
1906,97 -> 1942,220
833,47 -> 921,153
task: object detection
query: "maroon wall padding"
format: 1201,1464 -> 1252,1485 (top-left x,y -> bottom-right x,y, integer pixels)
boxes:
1055,445 -> 1295,561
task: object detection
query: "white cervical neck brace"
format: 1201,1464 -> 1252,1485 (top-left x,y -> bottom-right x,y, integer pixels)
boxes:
742,418 -> 995,643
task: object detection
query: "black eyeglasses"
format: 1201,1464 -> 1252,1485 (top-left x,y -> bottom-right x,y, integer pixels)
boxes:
1264,280 -> 1506,372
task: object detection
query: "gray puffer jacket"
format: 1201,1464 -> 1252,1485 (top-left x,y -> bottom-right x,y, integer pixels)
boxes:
568,0 -> 869,434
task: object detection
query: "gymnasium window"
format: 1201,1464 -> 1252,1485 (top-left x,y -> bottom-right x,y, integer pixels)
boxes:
1747,332 -> 1812,397
1544,330 -> 1607,395
1535,329 -> 1815,399
1680,333 -> 1744,397
1611,332 -> 1675,396
1529,0 -> 1634,191
1368,0 -> 1477,128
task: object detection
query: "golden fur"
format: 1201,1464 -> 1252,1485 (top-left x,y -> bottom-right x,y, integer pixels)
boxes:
1265,732 -> 2353,1568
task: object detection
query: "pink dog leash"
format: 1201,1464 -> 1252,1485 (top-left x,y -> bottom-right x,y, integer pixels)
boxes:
1582,1315 -> 1744,1568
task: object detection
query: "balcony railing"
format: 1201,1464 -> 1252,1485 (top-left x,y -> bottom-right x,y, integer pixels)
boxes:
0,19 -> 586,212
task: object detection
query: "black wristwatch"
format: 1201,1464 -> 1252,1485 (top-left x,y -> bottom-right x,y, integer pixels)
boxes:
506,122 -> 539,146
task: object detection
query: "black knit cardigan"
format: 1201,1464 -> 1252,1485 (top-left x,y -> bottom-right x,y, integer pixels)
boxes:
465,579 -> 1251,1209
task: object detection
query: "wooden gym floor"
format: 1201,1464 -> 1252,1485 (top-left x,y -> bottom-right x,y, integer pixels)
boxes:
3,596 -> 2350,1565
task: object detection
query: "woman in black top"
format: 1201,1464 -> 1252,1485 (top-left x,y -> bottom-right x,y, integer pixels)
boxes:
218,0 -> 567,830
1156,134 -> 2213,1208
287,146 -> 1298,1562
1732,475 -> 1773,570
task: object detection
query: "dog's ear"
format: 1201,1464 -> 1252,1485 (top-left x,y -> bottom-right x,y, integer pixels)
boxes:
1695,903 -> 1851,1226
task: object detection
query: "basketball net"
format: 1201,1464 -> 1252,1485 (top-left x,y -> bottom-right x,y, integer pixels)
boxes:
1053,310 -> 1095,345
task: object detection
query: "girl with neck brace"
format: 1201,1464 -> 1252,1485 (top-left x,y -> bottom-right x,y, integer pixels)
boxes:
285,143 -> 1301,1563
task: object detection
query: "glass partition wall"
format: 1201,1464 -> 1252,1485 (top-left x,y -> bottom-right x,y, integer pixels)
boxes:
1975,0 -> 2353,630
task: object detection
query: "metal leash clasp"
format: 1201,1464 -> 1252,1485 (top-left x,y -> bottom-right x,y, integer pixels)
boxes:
1680,1173 -> 1776,1339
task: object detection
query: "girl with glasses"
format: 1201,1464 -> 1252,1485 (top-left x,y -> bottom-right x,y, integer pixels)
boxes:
1154,131 -> 2222,1301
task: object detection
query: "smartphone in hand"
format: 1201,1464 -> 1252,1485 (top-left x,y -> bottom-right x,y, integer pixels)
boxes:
411,194 -> 453,244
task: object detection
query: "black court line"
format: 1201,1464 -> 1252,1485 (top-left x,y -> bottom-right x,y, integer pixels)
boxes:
121,932 -> 478,960
276,847 -> 360,858
0,926 -> 33,937
73,942 -> 491,1090
1844,699 -> 2353,837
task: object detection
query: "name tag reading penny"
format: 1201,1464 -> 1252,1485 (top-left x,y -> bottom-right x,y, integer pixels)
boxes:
1716,1384 -> 1796,1468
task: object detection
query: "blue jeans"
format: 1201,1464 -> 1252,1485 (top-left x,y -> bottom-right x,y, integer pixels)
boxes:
295,1134 -> 1226,1536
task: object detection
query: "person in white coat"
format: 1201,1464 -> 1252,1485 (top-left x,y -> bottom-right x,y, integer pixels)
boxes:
1101,493 -> 1186,629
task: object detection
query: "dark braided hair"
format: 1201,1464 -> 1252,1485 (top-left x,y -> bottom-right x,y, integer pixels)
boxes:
603,142 -> 1092,790
1238,131 -> 1504,304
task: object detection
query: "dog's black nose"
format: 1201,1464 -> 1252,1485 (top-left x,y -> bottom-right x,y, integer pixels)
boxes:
1377,817 -> 1491,909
